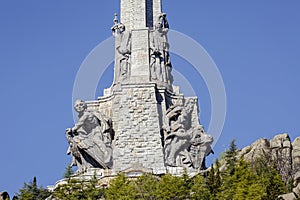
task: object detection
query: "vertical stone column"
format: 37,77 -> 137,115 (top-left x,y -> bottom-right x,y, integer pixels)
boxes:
121,0 -> 148,29
130,30 -> 150,82
119,0 -> 163,84
121,0 -> 161,29
113,0 -> 166,175
152,0 -> 162,26
120,0 -> 132,29
120,0 -> 153,83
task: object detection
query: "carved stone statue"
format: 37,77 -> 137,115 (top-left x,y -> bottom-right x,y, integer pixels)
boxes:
164,99 -> 193,133
163,99 -> 213,170
112,14 -> 131,83
163,99 -> 193,166
150,13 -> 173,84
66,100 -> 113,173
188,126 -> 213,169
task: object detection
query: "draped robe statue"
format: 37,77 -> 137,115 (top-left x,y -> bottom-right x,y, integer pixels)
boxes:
112,19 -> 131,83
150,13 -> 173,84
66,100 -> 113,173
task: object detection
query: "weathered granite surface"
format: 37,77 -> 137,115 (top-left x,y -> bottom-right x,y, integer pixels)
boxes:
235,133 -> 300,199
237,133 -> 299,182
112,84 -> 166,174
293,137 -> 300,171
277,136 -> 300,199
279,171 -> 300,200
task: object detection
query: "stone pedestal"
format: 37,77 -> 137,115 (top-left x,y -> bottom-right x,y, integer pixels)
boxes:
113,83 -> 166,174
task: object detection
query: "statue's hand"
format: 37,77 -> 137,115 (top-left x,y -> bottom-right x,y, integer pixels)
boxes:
66,128 -> 72,134
71,127 -> 77,133
111,24 -> 118,31
154,49 -> 160,55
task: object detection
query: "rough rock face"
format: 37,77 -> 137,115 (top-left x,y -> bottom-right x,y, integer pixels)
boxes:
238,133 -> 297,181
236,133 -> 300,199
270,133 -> 293,182
237,138 -> 270,161
279,136 -> 300,200
278,171 -> 300,200
292,137 -> 300,171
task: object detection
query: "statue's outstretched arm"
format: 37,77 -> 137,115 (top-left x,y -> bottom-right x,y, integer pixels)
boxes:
72,113 -> 88,132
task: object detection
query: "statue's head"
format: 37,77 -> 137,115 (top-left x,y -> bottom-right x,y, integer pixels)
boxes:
191,125 -> 213,146
174,98 -> 184,106
155,13 -> 166,30
191,132 -> 202,146
74,99 -> 87,113
118,23 -> 125,33
155,21 -> 163,29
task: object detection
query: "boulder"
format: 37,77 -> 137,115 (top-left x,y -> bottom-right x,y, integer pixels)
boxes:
292,136 -> 300,170
237,138 -> 270,162
270,133 -> 291,149
278,171 -> 300,200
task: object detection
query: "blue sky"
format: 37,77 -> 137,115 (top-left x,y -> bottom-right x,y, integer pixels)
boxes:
1,0 -> 300,196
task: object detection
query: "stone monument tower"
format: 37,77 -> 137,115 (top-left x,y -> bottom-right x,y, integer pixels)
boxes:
65,0 -> 213,177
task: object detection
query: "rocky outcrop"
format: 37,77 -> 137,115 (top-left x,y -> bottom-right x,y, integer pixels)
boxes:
237,133 -> 297,181
278,136 -> 300,200
236,133 -> 300,199
278,171 -> 300,200
237,138 -> 271,161
270,133 -> 293,182
293,137 -> 300,171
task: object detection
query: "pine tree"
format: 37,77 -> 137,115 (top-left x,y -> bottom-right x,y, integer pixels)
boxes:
17,176 -> 51,200
215,140 -> 239,199
52,168 -> 105,200
206,160 -> 221,198
155,174 -> 189,200
225,139 -> 238,176
53,167 -> 86,200
85,172 -> 105,199
215,158 -> 222,191
254,157 -> 287,200
63,166 -> 74,179
182,171 -> 193,199
190,174 -> 211,200
207,163 -> 215,194
105,173 -> 137,200
135,173 -> 159,199
232,159 -> 266,200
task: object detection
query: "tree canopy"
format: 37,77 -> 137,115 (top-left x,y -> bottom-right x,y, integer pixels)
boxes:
16,140 -> 288,200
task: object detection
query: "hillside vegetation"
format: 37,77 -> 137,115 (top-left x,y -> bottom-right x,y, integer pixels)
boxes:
13,140 -> 291,200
